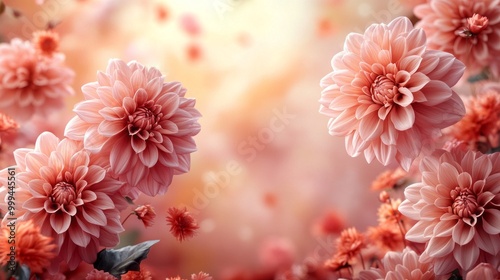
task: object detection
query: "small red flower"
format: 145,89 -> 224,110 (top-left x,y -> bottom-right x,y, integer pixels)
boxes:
166,207 -> 199,242
134,204 -> 156,228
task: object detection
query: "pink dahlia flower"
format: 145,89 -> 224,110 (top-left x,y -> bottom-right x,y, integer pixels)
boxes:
414,0 -> 500,77
0,38 -> 74,122
65,59 -> 201,196
0,132 -> 124,271
399,147 -> 500,276
320,16 -> 465,171
359,248 -> 435,280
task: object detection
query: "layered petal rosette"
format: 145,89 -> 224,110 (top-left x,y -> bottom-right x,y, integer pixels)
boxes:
320,16 -> 465,170
0,39 -> 74,122
0,132 -> 124,270
415,0 -> 500,77
359,248 -> 435,280
65,59 -> 201,196
399,146 -> 500,275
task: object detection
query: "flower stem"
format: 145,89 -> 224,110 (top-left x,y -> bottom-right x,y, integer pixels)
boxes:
121,212 -> 134,225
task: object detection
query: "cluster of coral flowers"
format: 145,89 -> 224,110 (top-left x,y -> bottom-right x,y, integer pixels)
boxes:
318,1 -> 500,278
65,59 -> 201,197
0,31 -> 74,122
399,145 -> 500,276
319,16 -> 465,171
0,50 -> 201,277
414,0 -> 500,77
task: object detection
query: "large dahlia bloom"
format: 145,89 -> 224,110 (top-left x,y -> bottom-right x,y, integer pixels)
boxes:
0,132 -> 124,270
415,0 -> 500,77
65,59 -> 201,196
359,248 -> 435,280
0,38 -> 74,121
320,16 -> 465,171
399,147 -> 500,275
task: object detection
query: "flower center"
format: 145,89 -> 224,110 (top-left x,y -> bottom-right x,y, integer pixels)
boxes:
450,187 -> 479,219
51,182 -> 76,205
371,76 -> 397,107
457,14 -> 489,38
128,101 -> 163,139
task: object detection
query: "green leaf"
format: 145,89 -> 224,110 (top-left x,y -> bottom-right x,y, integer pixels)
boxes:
93,240 -> 159,279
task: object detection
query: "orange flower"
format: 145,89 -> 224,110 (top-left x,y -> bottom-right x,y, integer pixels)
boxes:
134,204 -> 156,228
85,269 -> 116,280
122,269 -> 153,280
166,207 -> 199,242
0,219 -> 56,274
377,198 -> 403,225
191,272 -> 212,280
366,224 -> 404,252
370,168 -> 407,191
335,227 -> 366,260
32,30 -> 59,56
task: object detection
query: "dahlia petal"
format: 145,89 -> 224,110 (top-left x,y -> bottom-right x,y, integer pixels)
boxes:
452,221 -> 475,245
330,94 -> 358,111
74,100 -> 104,123
96,86 -> 116,107
23,197 -> 46,212
171,136 -> 196,154
424,51 -> 465,87
64,116 -> 89,140
68,223 -> 91,247
122,96 -> 136,115
473,232 -> 500,255
158,149 -> 179,167
420,80 -> 453,106
82,206 -> 107,226
482,209 -> 500,235
98,120 -> 125,137
62,204 -> 77,216
405,220 -> 431,242
75,215 -> 100,237
453,242 -> 479,271
396,129 -> 421,160
80,81 -> 99,100
437,162 -> 459,188
130,69 -> 145,91
25,152 -> 48,174
427,237 -> 455,258
357,114 -> 382,141
133,88 -> 148,106
35,132 -> 59,155
145,77 -> 163,99
328,109 -> 358,136
98,106 -> 126,121
157,93 -> 180,119
344,33 -> 364,54
472,155 -> 492,181
390,105 -> 415,131
390,36 -> 407,63
83,126 -> 109,152
356,103 -> 380,120
176,153 -> 191,174
431,254 -> 459,276
131,136 -> 147,153
457,172 -> 472,190
433,219 -> 455,237
388,16 -> 413,35
485,173 -> 500,193
125,163 -> 147,186
139,144 -> 159,167
81,190 -> 97,203
50,212 -> 71,234
89,193 -> 114,210
109,138 -> 133,174
345,132 -> 368,157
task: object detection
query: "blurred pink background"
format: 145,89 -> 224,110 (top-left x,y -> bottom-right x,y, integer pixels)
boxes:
0,0 -> 417,278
